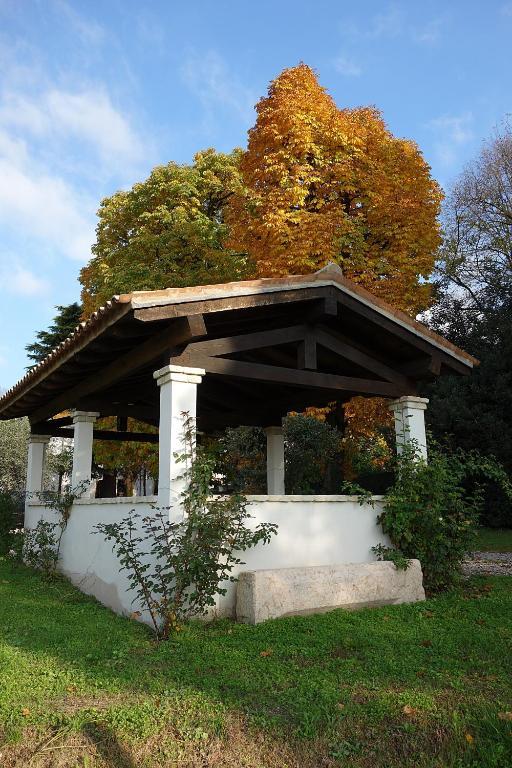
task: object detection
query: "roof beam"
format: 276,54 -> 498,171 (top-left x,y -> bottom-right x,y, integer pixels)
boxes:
32,425 -> 159,443
314,326 -> 415,389
184,325 -> 307,357
171,353 -> 405,398
133,287 -> 329,322
399,355 -> 442,378
297,332 -> 317,370
333,290 -> 472,373
28,315 -> 205,424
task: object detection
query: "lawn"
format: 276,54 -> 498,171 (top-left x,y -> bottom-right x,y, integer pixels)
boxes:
0,560 -> 511,767
474,528 -> 512,553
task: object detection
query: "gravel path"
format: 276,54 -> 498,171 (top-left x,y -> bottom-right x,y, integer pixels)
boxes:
463,551 -> 512,577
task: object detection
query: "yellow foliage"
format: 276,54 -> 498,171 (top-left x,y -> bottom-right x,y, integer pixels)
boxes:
93,418 -> 158,486
227,63 -> 442,315
343,397 -> 393,442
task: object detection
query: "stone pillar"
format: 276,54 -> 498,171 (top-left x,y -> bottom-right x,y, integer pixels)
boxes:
264,426 -> 285,495
388,396 -> 429,461
25,435 -> 50,510
71,411 -> 99,494
153,364 -> 205,516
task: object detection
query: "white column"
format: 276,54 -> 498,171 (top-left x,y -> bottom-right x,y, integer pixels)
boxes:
264,426 -> 285,495
71,411 -> 99,494
153,364 -> 205,516
388,396 -> 429,461
25,435 -> 50,512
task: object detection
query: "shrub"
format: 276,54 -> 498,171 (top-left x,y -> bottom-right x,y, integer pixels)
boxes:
22,519 -> 62,576
216,426 -> 266,493
284,414 -> 342,494
97,416 -> 277,639
0,491 -> 24,556
375,442 -> 512,593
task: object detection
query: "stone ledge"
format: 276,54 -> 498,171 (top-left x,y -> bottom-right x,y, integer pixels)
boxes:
236,560 -> 425,624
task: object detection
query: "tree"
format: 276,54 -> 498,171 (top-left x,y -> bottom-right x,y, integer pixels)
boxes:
227,63 -> 443,315
80,149 -> 250,316
0,417 -> 29,492
93,418 -> 158,496
26,303 -> 82,366
427,123 -> 512,526
433,121 -> 512,321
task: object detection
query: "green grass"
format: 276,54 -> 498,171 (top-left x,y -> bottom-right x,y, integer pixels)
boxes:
0,559 -> 511,767
474,527 -> 512,552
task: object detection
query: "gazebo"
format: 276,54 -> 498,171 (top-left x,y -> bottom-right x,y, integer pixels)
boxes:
0,264 -> 476,620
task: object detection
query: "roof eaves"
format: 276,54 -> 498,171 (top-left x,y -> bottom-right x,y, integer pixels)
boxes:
0,296 -> 133,417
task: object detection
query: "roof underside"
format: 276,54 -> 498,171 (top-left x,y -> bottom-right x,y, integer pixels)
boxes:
0,266 -> 477,432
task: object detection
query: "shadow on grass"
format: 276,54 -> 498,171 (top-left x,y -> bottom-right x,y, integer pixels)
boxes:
82,722 -> 136,768
1,562 -> 512,767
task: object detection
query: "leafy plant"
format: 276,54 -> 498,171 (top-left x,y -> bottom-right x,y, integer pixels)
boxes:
37,481 -> 89,525
371,543 -> 410,571
376,440 -> 512,592
339,481 -> 376,507
0,491 -> 24,555
21,519 -> 61,576
284,414 -> 342,494
12,482 -> 90,576
216,426 -> 266,493
96,415 -> 277,639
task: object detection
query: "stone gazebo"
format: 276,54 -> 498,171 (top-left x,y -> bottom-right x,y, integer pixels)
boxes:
0,265 -> 476,621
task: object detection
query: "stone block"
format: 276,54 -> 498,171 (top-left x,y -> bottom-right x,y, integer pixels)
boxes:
236,560 -> 425,624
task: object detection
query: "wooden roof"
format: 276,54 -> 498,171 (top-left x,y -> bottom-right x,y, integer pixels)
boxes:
0,264 -> 477,434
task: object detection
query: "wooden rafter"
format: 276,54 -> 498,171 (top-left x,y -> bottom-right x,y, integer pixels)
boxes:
170,353 -> 405,397
36,425 -> 159,443
29,315 -> 206,424
184,325 -> 307,357
133,286 -> 329,323
313,326 -> 415,389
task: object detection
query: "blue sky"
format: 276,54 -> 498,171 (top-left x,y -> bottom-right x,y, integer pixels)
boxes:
0,0 -> 510,389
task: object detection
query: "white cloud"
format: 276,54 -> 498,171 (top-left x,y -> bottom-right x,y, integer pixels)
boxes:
47,89 -> 145,163
0,262 -> 51,297
0,154 -> 94,260
0,52 -> 149,264
428,113 -> 474,168
333,55 -> 362,77
501,3 -> 512,16
0,87 -> 145,169
340,4 -> 444,45
53,0 -> 105,46
182,50 -> 256,125
413,18 -> 443,45
371,4 -> 403,38
11,267 -> 51,297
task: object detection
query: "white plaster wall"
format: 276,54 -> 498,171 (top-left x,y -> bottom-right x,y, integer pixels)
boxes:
25,497 -> 158,622
216,495 -> 389,617
25,494 -> 389,623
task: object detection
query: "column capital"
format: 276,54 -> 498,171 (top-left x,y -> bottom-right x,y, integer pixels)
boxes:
154,364 -> 205,387
388,396 -> 429,412
72,410 -> 100,424
264,425 -> 284,437
28,434 -> 51,444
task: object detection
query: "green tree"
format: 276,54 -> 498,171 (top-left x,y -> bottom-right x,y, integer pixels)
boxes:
80,148 -> 250,316
427,123 -> 512,526
25,303 -> 82,366
0,417 -> 30,493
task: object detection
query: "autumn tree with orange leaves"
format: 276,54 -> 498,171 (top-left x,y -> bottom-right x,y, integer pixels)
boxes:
74,63 -> 443,482
228,63 -> 442,315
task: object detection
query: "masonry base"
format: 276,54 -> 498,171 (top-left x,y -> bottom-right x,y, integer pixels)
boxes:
236,560 -> 425,624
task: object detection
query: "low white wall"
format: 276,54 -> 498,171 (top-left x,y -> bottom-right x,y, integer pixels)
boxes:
25,497 -> 158,622
25,494 -> 389,622
216,495 -> 389,617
